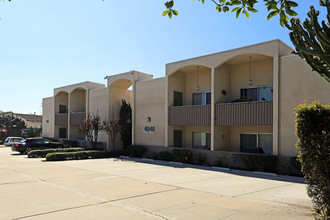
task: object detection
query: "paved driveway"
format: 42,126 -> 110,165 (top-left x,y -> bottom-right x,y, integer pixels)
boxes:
0,147 -> 312,219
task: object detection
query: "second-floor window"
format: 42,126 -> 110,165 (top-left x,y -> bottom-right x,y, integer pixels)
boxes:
240,85 -> 273,101
59,105 -> 68,113
193,92 -> 211,105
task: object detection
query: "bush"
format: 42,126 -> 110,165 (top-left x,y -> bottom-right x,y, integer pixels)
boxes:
172,149 -> 192,163
147,152 -> 158,160
158,151 -> 173,161
194,153 -> 206,165
62,139 -> 79,148
127,145 -> 146,158
28,148 -> 84,158
295,101 -> 330,218
233,154 -> 278,172
45,150 -> 112,161
110,149 -> 130,157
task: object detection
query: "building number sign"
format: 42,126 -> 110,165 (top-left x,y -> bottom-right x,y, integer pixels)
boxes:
144,126 -> 155,132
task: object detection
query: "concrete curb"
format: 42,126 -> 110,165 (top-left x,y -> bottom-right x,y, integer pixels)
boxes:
253,171 -> 278,177
211,166 -> 231,172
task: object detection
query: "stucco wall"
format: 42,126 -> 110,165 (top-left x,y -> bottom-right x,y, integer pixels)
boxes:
214,64 -> 231,103
42,97 -> 54,137
229,59 -> 273,101
135,78 -> 166,147
89,87 -> 109,145
279,55 -> 330,156
70,89 -> 86,112
54,92 -> 68,114
168,71 -> 185,106
184,68 -> 211,105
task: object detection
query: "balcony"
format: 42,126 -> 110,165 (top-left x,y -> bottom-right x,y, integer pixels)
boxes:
215,101 -> 273,126
169,105 -> 211,126
55,113 -> 68,126
70,112 -> 86,126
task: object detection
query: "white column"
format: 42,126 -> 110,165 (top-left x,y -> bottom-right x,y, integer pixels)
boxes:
132,81 -> 136,145
165,76 -> 169,147
273,52 -> 280,155
211,68 -> 215,151
68,93 -> 71,139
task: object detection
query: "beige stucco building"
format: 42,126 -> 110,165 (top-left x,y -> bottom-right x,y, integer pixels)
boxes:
42,39 -> 330,156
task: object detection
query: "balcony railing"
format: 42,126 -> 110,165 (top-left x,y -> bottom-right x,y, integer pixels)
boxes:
169,105 -> 211,126
70,112 -> 86,126
55,113 -> 68,126
215,101 -> 273,126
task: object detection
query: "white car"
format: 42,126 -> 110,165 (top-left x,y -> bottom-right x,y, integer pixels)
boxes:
4,137 -> 24,146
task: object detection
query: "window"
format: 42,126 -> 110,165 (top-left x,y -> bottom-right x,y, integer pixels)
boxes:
240,133 -> 273,154
59,105 -> 68,113
59,128 -> 67,138
173,130 -> 183,147
193,92 -> 211,105
240,88 -> 258,101
193,132 -> 211,150
174,91 -> 183,106
240,85 -> 273,101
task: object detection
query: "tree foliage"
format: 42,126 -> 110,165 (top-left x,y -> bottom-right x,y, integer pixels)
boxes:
295,101 -> 330,219
119,99 -> 132,149
79,113 -> 102,149
163,0 -> 298,26
286,0 -> 330,83
103,119 -> 120,151
0,113 -> 26,138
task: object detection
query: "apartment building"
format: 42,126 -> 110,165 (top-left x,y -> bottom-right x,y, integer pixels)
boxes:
43,39 -> 330,156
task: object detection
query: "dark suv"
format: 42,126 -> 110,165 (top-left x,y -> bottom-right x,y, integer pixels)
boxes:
11,138 -> 63,154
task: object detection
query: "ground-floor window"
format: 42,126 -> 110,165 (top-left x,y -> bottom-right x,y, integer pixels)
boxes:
173,130 -> 183,147
59,128 -> 67,139
193,132 -> 211,150
240,133 -> 273,154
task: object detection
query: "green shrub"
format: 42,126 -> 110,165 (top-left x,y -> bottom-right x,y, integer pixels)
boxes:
146,152 -> 158,160
62,139 -> 79,148
172,149 -> 192,163
127,145 -> 146,158
45,150 -> 112,161
158,151 -> 173,161
214,156 -> 224,167
194,153 -> 206,165
28,148 -> 84,158
295,101 -> 330,218
233,154 -> 278,172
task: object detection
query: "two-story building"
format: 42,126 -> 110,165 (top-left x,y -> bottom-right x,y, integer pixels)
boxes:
43,39 -> 330,156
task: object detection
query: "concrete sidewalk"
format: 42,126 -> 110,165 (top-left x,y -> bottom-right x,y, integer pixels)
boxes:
0,147 -> 312,219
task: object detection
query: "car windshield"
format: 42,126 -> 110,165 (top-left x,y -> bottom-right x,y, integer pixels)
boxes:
4,137 -> 9,141
19,139 -> 26,143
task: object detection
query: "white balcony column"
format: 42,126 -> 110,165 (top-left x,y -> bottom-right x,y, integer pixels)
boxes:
165,76 -> 169,147
211,68 -> 215,151
132,81 -> 136,145
273,54 -> 279,155
68,93 -> 71,139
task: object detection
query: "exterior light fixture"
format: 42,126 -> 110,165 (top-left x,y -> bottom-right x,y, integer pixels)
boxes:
196,66 -> 200,91
248,56 -> 253,85
146,117 -> 151,122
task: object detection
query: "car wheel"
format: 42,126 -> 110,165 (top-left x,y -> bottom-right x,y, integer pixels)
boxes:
25,147 -> 32,154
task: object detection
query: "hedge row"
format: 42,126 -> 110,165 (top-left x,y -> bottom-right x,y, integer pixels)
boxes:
28,148 -> 85,158
295,101 -> 330,218
46,150 -> 112,161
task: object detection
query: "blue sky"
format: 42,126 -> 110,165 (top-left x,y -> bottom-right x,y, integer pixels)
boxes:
0,0 -> 325,114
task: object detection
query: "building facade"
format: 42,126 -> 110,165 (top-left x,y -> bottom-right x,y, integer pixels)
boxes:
42,40 -> 330,156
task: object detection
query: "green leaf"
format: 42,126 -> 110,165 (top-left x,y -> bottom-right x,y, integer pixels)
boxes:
216,5 -> 222,12
266,11 -> 277,20
162,10 -> 169,16
236,8 -> 242,18
173,10 -> 179,16
168,11 -> 172,18
232,7 -> 240,12
245,10 -> 250,18
286,9 -> 298,17
286,1 -> 298,7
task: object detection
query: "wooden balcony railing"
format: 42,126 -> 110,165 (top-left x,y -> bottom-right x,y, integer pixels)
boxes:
169,105 -> 211,126
215,101 -> 273,126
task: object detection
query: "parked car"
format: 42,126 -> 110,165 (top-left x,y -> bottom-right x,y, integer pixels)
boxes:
11,138 -> 64,154
4,137 -> 24,146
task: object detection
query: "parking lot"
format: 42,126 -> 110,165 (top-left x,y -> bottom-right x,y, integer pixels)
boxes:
0,147 -> 312,219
